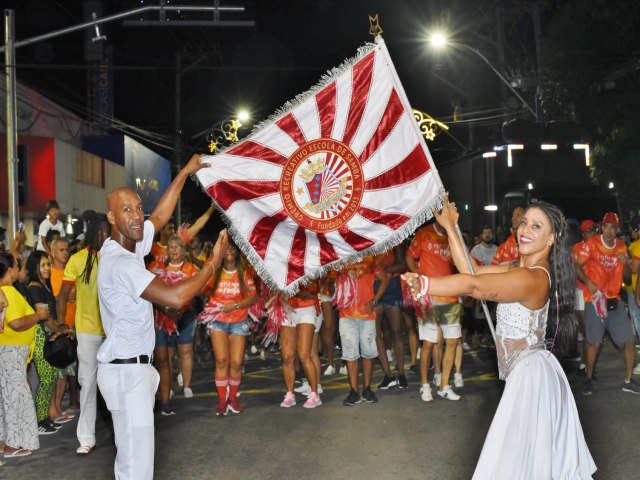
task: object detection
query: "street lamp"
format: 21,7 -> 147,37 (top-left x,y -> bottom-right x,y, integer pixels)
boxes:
427,32 -> 537,119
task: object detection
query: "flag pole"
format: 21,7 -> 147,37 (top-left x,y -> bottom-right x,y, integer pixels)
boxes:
453,224 -> 497,345
374,33 -> 498,344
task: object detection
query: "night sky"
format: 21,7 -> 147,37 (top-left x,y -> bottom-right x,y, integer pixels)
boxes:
4,0 -> 543,228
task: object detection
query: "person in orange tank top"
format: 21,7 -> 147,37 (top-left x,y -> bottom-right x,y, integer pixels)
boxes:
203,243 -> 257,415
148,235 -> 201,415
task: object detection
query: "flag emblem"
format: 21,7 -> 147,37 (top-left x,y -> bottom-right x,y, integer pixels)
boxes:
281,138 -> 364,233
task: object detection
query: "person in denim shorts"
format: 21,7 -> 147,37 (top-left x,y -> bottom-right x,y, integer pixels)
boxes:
337,257 -> 388,406
147,235 -> 201,415
201,243 -> 257,415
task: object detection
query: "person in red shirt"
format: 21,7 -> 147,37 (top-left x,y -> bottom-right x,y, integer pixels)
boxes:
492,205 -> 525,265
574,212 -> 639,394
571,219 -> 599,373
201,243 -> 257,415
407,221 -> 463,402
338,257 -> 388,406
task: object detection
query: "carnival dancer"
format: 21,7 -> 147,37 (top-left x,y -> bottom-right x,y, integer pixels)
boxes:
374,246 -> 409,389
407,220 -> 463,402
279,281 -> 323,409
96,154 -> 228,480
198,242 -> 257,416
148,234 -> 201,415
404,196 -> 596,479
336,256 -> 388,406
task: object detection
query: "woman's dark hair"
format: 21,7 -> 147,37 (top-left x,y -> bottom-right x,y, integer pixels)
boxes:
210,241 -> 248,298
81,212 -> 110,285
526,201 -> 577,355
26,250 -> 52,291
0,252 -> 16,279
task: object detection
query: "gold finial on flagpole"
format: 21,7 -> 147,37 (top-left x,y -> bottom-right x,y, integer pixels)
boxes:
369,14 -> 383,37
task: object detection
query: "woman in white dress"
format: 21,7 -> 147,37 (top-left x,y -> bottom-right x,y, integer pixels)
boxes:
404,197 -> 596,479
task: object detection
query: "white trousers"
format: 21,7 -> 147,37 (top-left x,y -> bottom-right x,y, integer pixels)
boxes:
76,333 -> 104,447
98,362 -> 159,480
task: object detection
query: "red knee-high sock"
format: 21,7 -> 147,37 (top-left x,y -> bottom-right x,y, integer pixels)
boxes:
215,377 -> 229,404
228,377 -> 241,402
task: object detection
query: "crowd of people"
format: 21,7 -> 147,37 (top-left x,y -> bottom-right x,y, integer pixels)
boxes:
0,165 -> 638,478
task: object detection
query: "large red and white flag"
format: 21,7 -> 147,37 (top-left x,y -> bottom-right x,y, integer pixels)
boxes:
196,37 -> 444,294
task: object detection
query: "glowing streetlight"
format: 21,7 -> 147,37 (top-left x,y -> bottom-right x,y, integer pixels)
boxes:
426,31 -> 537,118
237,109 -> 250,123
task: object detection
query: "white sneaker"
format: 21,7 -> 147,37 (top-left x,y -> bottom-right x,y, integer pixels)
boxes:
317,384 -> 324,395
177,373 -> 183,387
339,364 -> 348,375
294,380 -> 311,395
432,372 -> 442,388
462,342 -> 471,351
386,349 -> 395,363
259,350 -> 266,361
250,345 -> 258,355
169,389 -> 175,399
420,384 -> 433,402
437,385 -> 460,401
633,363 -> 640,375
454,373 -> 464,388
324,364 -> 335,376
183,387 -> 193,399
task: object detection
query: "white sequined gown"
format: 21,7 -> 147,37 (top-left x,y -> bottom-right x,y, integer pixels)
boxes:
473,273 -> 596,479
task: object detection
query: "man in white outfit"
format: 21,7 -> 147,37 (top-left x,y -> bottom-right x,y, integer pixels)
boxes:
96,154 -> 227,480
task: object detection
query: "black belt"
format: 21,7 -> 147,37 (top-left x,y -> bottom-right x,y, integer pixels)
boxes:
109,355 -> 153,365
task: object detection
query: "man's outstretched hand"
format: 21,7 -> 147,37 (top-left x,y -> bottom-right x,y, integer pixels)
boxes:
182,154 -> 208,177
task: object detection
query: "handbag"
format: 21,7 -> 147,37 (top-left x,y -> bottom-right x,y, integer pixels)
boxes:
41,324 -> 78,369
606,298 -> 618,311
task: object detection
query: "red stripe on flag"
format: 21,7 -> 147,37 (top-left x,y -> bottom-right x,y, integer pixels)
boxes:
342,51 -> 376,146
248,210 -> 289,260
359,89 -> 404,165
338,227 -> 375,252
286,227 -> 307,286
364,144 -> 430,190
315,82 -> 337,139
357,206 -> 411,231
317,233 -> 340,265
226,141 -> 288,165
276,113 -> 307,146
208,180 -> 280,211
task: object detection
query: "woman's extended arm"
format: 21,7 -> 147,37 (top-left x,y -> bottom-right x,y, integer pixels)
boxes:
404,267 -> 548,309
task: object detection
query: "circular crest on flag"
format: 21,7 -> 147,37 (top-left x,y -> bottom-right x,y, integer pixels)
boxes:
280,138 -> 364,233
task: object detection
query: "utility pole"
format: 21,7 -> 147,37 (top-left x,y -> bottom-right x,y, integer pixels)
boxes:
2,4 -> 247,239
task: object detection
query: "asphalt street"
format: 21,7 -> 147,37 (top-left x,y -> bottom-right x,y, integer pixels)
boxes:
2,339 -> 639,480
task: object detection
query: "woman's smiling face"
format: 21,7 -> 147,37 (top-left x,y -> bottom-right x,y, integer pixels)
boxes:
517,207 -> 554,256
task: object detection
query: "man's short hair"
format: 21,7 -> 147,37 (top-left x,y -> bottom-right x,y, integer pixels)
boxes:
50,237 -> 68,249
